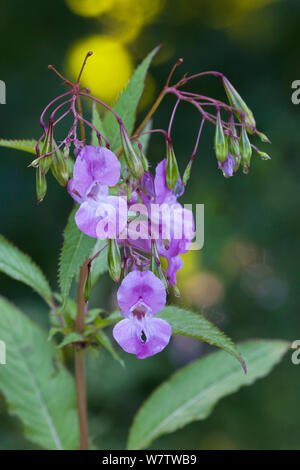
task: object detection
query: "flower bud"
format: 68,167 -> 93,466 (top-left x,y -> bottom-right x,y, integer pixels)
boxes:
120,127 -> 144,180
108,239 -> 121,283
214,111 -> 228,163
240,127 -> 252,172
223,77 -> 256,134
36,167 -> 47,203
166,142 -> 180,191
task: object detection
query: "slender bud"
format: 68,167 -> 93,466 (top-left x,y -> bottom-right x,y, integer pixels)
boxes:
257,150 -> 271,160
228,117 -> 240,159
138,145 -> 149,172
151,242 -> 168,290
120,127 -> 144,179
166,142 -> 180,191
240,126 -> 252,172
223,77 -> 256,134
84,270 -> 92,302
39,128 -> 54,174
214,111 -> 228,163
256,130 -> 271,144
169,283 -> 180,297
51,149 -> 69,187
36,167 -> 47,203
182,158 -> 193,186
108,239 -> 121,283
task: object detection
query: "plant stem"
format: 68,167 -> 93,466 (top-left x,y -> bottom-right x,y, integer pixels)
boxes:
133,88 -> 167,138
74,254 -> 90,450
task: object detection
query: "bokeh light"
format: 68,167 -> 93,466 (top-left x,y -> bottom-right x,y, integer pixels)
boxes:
65,0 -> 112,18
67,35 -> 133,103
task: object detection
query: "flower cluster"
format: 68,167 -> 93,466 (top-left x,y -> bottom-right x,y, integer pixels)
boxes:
34,52 -> 271,359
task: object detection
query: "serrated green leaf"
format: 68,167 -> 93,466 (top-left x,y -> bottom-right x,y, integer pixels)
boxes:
0,139 -> 37,155
127,339 -> 289,450
57,332 -> 84,349
59,206 -> 95,298
103,46 -> 159,152
0,296 -> 78,450
90,239 -> 108,287
0,235 -> 53,305
95,330 -> 124,367
159,306 -> 245,370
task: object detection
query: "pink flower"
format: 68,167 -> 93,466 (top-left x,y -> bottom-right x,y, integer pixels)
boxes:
113,271 -> 171,359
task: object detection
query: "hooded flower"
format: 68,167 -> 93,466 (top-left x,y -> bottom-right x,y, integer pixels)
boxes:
68,145 -> 126,238
113,271 -> 171,359
218,152 -> 241,178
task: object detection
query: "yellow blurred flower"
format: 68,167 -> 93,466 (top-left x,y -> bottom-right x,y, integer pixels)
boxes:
67,35 -> 133,103
65,0 -> 113,17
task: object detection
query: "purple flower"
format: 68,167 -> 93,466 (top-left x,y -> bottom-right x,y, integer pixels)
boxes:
68,145 -> 126,238
218,152 -> 240,178
113,271 -> 171,359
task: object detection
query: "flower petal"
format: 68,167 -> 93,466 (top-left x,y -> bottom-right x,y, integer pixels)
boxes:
75,195 -> 127,239
73,146 -> 121,196
113,317 -> 172,359
113,318 -> 143,355
117,271 -> 166,315
137,317 -> 172,359
154,159 -> 177,205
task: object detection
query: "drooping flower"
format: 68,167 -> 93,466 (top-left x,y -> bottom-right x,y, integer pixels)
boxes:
113,271 -> 171,359
68,145 -> 126,238
218,152 -> 241,178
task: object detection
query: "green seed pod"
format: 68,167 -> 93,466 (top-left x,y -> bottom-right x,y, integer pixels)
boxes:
240,127 -> 252,172
214,112 -> 228,163
36,167 -> 47,203
107,239 -> 121,283
223,77 -> 256,134
166,143 -> 179,191
121,128 -> 144,180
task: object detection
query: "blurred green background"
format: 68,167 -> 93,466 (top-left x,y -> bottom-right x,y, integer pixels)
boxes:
0,0 -> 299,450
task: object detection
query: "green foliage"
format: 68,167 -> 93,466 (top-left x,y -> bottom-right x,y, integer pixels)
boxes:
58,206 -> 95,299
95,330 -> 124,367
57,332 -> 83,348
103,47 -> 159,151
0,296 -> 78,450
127,340 -> 289,450
159,306 -> 245,370
0,139 -> 37,155
0,235 -> 52,305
